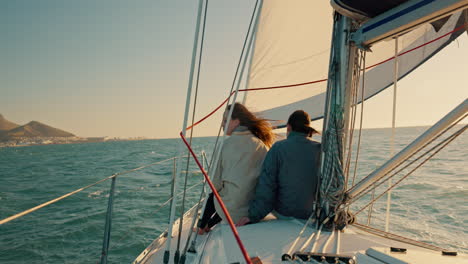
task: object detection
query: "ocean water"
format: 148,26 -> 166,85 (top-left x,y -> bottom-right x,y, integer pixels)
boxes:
0,126 -> 466,263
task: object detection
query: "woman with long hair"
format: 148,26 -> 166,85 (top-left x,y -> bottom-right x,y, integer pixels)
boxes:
197,103 -> 274,234
237,110 -> 321,226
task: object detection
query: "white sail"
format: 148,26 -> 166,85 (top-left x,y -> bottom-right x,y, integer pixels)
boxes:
244,0 -> 466,126
243,1 -> 333,123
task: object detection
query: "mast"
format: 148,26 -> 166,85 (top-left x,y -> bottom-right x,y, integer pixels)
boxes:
343,0 -> 468,202
319,12 -> 355,225
322,0 -> 468,228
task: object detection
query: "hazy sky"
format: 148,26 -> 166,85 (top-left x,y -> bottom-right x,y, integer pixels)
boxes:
1,1 -> 467,138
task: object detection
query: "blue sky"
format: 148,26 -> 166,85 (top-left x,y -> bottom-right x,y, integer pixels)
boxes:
1,1 -> 466,138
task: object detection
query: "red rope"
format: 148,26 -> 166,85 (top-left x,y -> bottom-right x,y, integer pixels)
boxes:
366,23 -> 467,69
186,23 -> 467,131
186,96 -> 231,130
179,132 -> 253,264
185,79 -> 328,130
239,78 -> 328,92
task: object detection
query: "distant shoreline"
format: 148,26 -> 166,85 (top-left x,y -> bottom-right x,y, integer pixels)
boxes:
0,137 -> 155,148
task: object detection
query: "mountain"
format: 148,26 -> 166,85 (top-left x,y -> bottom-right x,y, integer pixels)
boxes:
4,121 -> 75,138
0,114 -> 20,131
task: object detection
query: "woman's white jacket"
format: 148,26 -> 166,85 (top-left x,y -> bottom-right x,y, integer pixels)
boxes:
212,130 -> 268,223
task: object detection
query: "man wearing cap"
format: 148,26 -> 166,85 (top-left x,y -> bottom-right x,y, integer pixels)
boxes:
237,110 -> 321,225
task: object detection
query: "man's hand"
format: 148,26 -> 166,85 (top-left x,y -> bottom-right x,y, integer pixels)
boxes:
236,216 -> 251,226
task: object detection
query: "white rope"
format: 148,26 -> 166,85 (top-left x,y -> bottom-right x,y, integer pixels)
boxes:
321,229 -> 335,253
309,224 -> 325,253
336,229 -> 341,254
350,50 -> 366,187
298,232 -> 316,252
286,216 -> 316,255
344,48 -> 364,186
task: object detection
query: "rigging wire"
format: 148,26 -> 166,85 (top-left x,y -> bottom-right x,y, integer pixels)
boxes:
182,152 -> 209,255
176,0 -> 209,261
164,0 -> 205,261
349,110 -> 467,202
192,0 -> 261,176
179,1 -> 261,261
349,114 -> 467,204
343,47 -> 365,188
352,121 -> 467,214
203,0 -> 261,194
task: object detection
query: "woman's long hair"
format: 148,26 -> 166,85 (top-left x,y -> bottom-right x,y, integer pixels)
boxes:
227,103 -> 274,148
287,110 -> 318,137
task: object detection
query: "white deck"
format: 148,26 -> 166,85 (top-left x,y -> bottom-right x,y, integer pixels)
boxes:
134,207 -> 467,264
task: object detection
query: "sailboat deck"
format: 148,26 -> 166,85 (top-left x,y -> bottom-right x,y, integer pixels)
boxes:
134,207 -> 467,264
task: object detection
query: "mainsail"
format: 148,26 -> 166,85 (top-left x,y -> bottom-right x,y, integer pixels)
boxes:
243,0 -> 467,126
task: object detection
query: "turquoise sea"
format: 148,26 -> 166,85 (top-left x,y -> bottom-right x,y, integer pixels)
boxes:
0,126 -> 466,263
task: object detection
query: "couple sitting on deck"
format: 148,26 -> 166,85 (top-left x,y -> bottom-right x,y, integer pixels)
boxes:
197,103 -> 321,234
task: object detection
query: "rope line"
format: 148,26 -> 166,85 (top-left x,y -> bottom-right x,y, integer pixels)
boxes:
344,47 -> 364,186
351,50 -> 367,188
286,216 -> 317,256
0,157 -> 177,225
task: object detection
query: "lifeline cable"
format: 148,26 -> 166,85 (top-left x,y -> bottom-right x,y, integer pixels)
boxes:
0,157 -> 177,225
